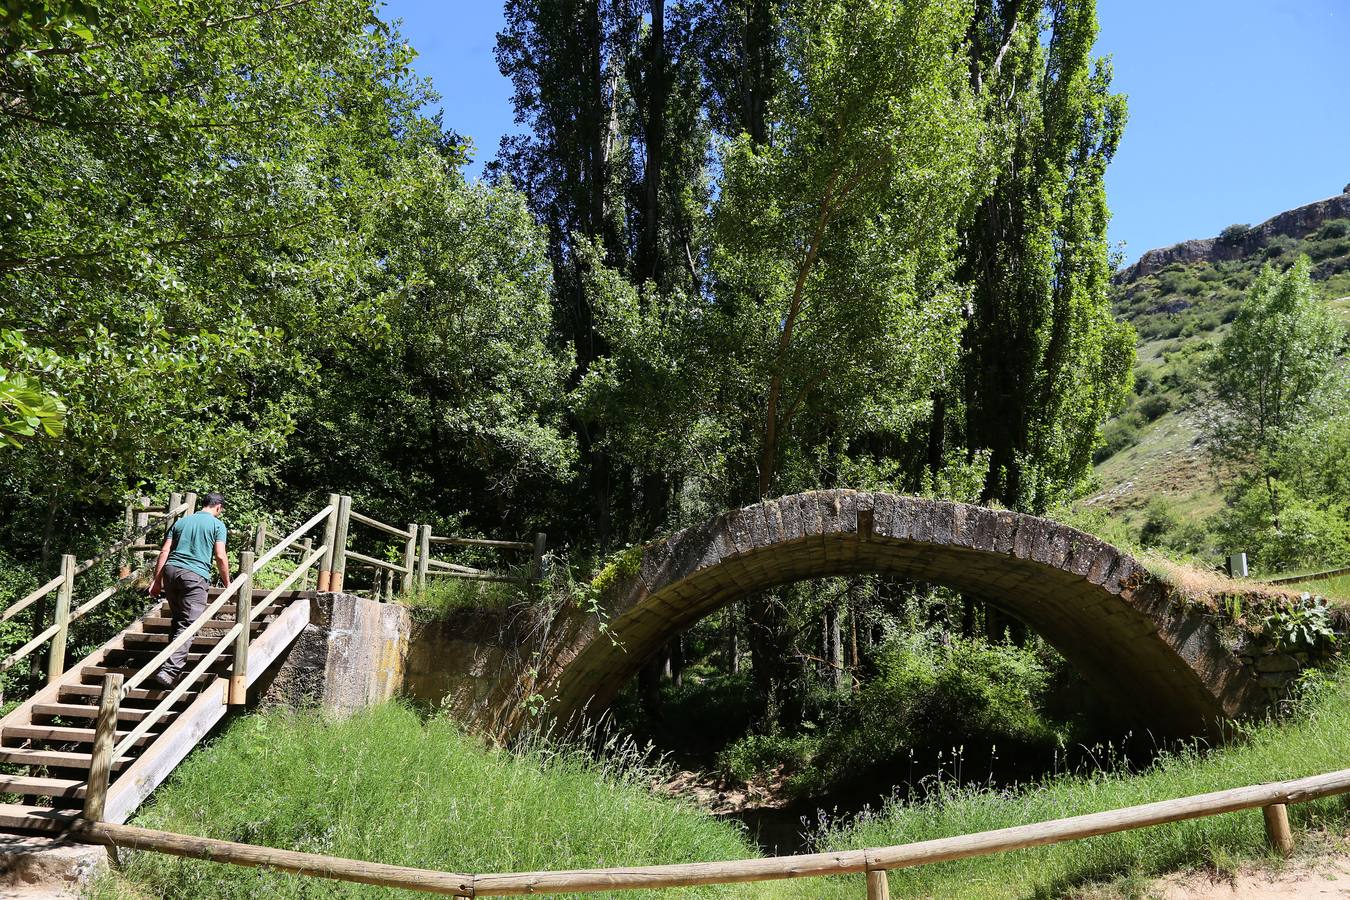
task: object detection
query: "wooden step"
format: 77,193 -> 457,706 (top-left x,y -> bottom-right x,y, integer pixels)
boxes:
59,683 -> 190,703
140,617 -> 266,630
0,802 -> 77,832
0,748 -> 133,770
79,665 -> 226,682
0,773 -> 85,799
31,703 -> 157,723
4,725 -> 157,746
124,632 -> 239,648
99,650 -> 221,665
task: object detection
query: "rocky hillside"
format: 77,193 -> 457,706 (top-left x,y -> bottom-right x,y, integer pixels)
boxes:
1082,185 -> 1350,534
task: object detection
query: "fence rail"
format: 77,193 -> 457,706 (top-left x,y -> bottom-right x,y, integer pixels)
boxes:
0,496 -> 196,681
59,765 -> 1350,898
1267,564 -> 1350,585
0,491 -> 546,701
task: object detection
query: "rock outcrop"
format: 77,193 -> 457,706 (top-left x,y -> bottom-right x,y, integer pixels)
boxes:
1116,187 -> 1350,283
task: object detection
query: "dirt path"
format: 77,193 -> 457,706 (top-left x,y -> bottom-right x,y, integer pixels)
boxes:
1148,851 -> 1350,898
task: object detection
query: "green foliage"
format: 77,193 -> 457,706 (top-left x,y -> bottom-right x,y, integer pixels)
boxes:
0,366 -> 64,448
712,0 -> 980,497
0,0 -> 572,554
1210,480 -> 1350,573
799,666 -> 1350,899
99,703 -> 759,899
714,631 -> 1064,799
959,1 -> 1135,511
1261,594 -> 1337,652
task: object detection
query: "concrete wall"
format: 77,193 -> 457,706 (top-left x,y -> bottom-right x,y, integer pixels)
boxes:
261,592 -> 410,716
402,606 -> 539,736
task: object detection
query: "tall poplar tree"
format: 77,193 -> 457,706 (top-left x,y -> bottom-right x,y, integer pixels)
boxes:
955,0 -> 1134,512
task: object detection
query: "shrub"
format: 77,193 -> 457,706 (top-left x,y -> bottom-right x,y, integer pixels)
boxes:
1218,223 -> 1251,245
797,633 -> 1063,797
1316,218 -> 1349,240
1137,394 -> 1172,422
1138,497 -> 1178,547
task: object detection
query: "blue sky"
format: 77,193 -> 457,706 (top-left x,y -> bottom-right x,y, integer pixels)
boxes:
380,0 -> 1348,264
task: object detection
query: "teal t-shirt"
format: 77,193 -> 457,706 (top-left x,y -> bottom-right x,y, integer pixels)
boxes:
166,511 -> 227,581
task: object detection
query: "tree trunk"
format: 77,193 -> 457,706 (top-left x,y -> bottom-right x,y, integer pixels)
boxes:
640,0 -> 666,284
827,600 -> 843,692
726,602 -> 741,674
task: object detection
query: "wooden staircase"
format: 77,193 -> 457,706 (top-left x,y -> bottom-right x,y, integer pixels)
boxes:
0,588 -> 311,831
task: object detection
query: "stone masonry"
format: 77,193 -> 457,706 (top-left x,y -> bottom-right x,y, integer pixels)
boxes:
449,490 -> 1309,742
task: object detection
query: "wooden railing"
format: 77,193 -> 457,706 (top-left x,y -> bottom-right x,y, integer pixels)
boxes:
0,490 -> 546,700
1267,564 -> 1350,585
60,763 -> 1350,898
270,494 -> 548,599
0,495 -> 195,683
419,529 -> 547,587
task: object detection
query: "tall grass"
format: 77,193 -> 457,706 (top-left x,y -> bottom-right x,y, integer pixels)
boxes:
96,703 -> 770,899
796,669 -> 1350,898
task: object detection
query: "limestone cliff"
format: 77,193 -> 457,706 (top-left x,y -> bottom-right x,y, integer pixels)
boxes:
1116,186 -> 1350,283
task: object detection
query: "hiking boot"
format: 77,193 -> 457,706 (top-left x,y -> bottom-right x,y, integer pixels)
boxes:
151,671 -> 176,689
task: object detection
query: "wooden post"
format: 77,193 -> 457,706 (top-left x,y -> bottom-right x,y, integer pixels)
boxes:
228,551 -> 254,706
401,524 -> 417,595
329,495 -> 352,593
119,502 -> 135,577
1263,803 -> 1294,857
300,538 -> 313,590
253,523 -> 266,559
318,493 -> 340,591
532,532 -> 548,581
416,525 -> 431,589
166,492 -> 183,528
372,567 -> 383,602
47,553 -> 75,683
866,870 -> 889,900
134,497 -> 150,568
83,673 -> 123,822
183,491 -> 198,516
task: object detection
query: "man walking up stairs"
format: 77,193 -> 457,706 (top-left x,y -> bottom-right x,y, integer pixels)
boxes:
147,493 -> 231,688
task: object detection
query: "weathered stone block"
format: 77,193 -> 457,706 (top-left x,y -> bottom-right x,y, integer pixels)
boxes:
1254,653 -> 1300,673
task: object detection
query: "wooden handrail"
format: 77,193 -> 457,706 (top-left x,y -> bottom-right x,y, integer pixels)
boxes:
349,510 -> 415,540
0,574 -> 64,624
0,496 -> 191,626
119,505 -> 333,698
424,570 -> 527,585
73,498 -> 193,578
59,766 -> 1350,897
344,549 -> 410,575
112,545 -> 328,758
427,536 -> 532,550
1267,564 -> 1350,585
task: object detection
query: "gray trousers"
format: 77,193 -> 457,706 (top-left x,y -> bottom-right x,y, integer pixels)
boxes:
160,564 -> 208,679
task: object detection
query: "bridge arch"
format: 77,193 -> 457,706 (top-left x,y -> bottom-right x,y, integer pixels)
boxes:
534,490 -> 1265,740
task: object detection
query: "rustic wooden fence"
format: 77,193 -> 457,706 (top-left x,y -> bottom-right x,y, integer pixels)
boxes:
0,493 -> 197,686
59,754 -> 1350,898
0,492 -> 543,698
1267,564 -> 1350,586
254,494 -> 547,599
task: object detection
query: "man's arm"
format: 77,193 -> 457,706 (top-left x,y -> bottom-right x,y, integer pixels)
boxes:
213,541 -> 232,589
148,537 -> 173,597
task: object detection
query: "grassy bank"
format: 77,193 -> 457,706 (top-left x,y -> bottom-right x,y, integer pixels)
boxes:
94,703 -> 768,899
797,668 -> 1350,899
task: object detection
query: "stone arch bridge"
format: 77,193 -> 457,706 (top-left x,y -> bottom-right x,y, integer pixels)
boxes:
420,490 -> 1296,741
